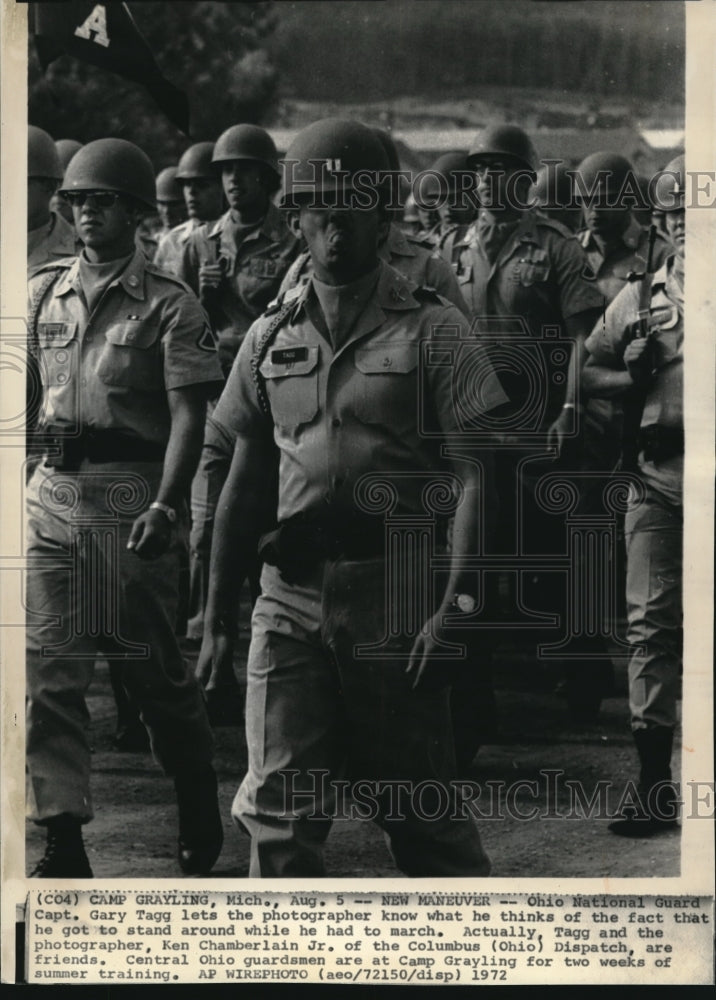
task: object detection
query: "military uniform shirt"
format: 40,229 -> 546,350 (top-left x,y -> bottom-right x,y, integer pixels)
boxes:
177,202 -> 300,373
212,261 -> 507,523
30,248 -> 222,445
28,211 -> 80,276
585,258 -> 683,504
154,217 -> 211,277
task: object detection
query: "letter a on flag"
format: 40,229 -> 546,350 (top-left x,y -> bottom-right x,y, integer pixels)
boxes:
30,1 -> 190,134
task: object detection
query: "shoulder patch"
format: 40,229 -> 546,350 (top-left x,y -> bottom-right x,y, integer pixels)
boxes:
196,323 -> 217,353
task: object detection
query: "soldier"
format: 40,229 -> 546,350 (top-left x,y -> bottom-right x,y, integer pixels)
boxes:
28,126 -> 80,276
445,123 -> 605,735
582,155 -> 685,837
154,142 -> 223,276
51,139 -> 83,225
155,165 -> 187,236
275,130 -> 469,316
26,138 -> 224,877
197,118 -> 506,876
431,151 -> 478,262
177,124 -> 300,664
531,161 -> 581,233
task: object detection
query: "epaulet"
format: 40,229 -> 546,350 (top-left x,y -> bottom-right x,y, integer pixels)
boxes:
264,281 -> 303,316
143,261 -> 195,292
413,285 -> 451,307
534,215 -> 574,238
29,258 -> 73,279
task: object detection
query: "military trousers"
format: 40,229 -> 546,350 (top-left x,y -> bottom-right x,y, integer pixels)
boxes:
25,459 -> 214,823
232,558 -> 491,878
624,482 -> 683,731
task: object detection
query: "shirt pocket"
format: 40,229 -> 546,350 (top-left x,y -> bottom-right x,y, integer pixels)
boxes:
97,322 -> 162,390
513,248 -> 551,287
259,345 -> 319,428
353,342 -> 419,426
37,321 -> 78,386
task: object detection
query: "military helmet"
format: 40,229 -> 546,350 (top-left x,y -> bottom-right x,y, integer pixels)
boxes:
55,139 -> 83,175
431,151 -> 471,190
175,141 -> 216,181
212,124 -> 279,178
61,138 -> 156,210
28,125 -> 62,180
155,166 -> 183,202
574,151 -> 636,204
467,124 -> 539,176
651,153 -> 685,213
532,162 -> 574,208
280,118 -> 389,208
372,128 -> 401,174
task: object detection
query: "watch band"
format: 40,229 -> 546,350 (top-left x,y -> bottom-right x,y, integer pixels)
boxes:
149,501 -> 177,524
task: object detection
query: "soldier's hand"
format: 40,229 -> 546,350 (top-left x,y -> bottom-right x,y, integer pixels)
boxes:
196,621 -> 235,689
624,337 -> 654,385
406,610 -> 454,692
198,262 -> 225,301
127,509 -> 172,560
546,406 -> 577,459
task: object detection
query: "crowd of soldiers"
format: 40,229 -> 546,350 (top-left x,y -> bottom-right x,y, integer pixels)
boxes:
25,116 -> 685,878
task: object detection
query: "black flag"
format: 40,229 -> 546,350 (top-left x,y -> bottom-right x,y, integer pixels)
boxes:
31,1 -> 190,135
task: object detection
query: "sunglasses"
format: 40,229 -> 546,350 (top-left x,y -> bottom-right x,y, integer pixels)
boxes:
63,190 -> 123,208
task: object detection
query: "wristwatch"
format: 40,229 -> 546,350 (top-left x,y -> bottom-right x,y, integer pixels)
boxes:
149,501 -> 177,524
452,593 -> 476,614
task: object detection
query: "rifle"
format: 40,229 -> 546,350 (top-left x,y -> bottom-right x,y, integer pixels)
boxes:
619,224 -> 656,470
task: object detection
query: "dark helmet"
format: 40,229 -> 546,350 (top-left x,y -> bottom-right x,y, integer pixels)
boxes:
651,154 -> 685,213
212,124 -> 279,178
61,138 -> 156,210
280,118 -> 389,208
431,151 -> 471,190
467,124 -> 538,176
532,162 -> 574,208
371,127 -> 401,173
155,166 -> 183,202
28,125 -> 62,180
574,152 -> 636,204
175,141 -> 216,181
55,139 -> 83,175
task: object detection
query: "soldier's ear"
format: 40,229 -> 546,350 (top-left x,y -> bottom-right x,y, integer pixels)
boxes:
286,210 -> 302,239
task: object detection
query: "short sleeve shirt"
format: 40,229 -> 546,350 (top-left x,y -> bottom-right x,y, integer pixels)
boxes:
30,249 -> 223,445
212,261 -> 508,522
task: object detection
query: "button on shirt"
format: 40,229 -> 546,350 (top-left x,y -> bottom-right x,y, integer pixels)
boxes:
177,203 -> 300,373
584,258 -> 683,503
211,261 -> 508,523
30,249 -> 223,445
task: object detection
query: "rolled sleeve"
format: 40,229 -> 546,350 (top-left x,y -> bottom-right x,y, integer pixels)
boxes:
211,321 -> 273,440
161,291 -> 224,390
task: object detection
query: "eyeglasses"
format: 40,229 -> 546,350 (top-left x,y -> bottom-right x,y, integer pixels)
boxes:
63,190 -> 122,208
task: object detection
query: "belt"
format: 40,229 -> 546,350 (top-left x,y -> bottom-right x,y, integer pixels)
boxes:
639,425 -> 684,464
42,428 -> 165,470
258,514 -> 387,583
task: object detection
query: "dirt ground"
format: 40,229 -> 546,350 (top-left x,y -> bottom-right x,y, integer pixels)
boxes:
25,624 -> 681,882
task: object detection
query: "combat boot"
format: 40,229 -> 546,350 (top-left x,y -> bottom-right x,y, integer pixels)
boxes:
30,815 -> 93,878
174,764 -> 224,875
609,727 -> 679,837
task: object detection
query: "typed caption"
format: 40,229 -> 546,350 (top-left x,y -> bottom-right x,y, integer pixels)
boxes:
23,890 -> 713,985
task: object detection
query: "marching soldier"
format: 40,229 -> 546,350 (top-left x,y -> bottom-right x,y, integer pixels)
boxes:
583,155 -> 685,837
154,142 -> 224,276
431,151 -> 478,262
155,165 -> 187,236
28,126 -> 80,275
531,161 -> 581,233
177,124 -> 300,660
197,118 -> 506,876
26,138 -> 224,877
445,123 -> 606,734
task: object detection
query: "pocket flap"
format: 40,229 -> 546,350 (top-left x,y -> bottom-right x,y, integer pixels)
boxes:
104,322 -> 160,349
37,322 -> 76,347
260,345 -> 319,379
354,343 -> 418,374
